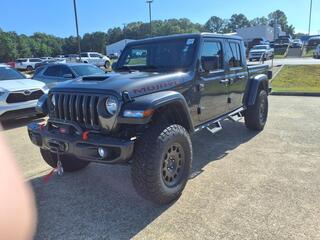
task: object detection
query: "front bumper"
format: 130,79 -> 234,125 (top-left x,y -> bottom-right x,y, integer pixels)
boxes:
27,121 -> 134,164
0,98 -> 38,117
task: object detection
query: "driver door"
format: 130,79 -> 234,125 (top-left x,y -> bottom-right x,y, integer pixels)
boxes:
198,39 -> 229,123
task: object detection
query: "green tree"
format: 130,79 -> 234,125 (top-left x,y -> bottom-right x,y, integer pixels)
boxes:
268,10 -> 295,35
250,17 -> 269,26
0,32 -> 18,61
204,16 -> 225,33
227,14 -> 251,32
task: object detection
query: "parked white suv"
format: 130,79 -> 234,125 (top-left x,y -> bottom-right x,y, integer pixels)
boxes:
0,65 -> 48,121
79,52 -> 111,68
314,44 -> 320,59
249,45 -> 274,61
15,58 -> 42,71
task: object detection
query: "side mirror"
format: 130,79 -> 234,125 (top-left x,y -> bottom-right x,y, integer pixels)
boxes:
112,62 -> 118,71
201,56 -> 220,72
62,74 -> 73,79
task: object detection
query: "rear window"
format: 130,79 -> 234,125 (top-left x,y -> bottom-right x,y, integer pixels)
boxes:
30,58 -> 41,62
16,59 -> 27,63
0,67 -> 26,80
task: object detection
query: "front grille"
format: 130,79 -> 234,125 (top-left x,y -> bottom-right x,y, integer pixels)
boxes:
6,90 -> 44,103
50,93 -> 100,130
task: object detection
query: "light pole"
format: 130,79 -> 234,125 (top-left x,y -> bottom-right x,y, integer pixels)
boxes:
308,0 -> 313,35
73,0 -> 82,60
146,0 -> 153,36
123,23 -> 127,45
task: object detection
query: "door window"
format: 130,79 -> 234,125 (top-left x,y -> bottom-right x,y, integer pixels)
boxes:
201,41 -> 223,70
43,65 -> 61,77
60,65 -> 74,77
226,42 -> 242,68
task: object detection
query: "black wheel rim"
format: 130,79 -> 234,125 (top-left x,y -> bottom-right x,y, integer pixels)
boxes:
162,143 -> 185,188
259,97 -> 267,124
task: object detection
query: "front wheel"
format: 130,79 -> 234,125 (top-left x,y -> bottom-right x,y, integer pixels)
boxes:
131,124 -> 192,205
40,149 -> 90,172
244,89 -> 268,131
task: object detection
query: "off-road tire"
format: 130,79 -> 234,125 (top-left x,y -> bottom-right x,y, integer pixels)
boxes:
40,149 -> 90,172
131,124 -> 192,205
244,89 -> 268,131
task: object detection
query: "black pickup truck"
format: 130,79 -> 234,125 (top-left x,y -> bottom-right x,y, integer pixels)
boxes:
28,33 -> 272,204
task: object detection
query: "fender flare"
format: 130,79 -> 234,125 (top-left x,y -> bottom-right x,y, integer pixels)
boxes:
119,91 -> 194,132
246,74 -> 269,106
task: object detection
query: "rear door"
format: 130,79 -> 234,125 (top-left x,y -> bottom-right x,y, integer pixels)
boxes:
225,40 -> 248,111
198,38 -> 229,123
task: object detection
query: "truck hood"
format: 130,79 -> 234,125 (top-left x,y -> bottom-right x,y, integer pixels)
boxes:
52,71 -> 192,98
0,79 -> 45,92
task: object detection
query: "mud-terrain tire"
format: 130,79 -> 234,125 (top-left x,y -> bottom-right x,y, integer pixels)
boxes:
131,124 -> 192,205
40,149 -> 90,172
245,89 -> 268,131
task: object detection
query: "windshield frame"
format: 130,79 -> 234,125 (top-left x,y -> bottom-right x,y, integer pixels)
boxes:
116,36 -> 200,72
0,66 -> 26,81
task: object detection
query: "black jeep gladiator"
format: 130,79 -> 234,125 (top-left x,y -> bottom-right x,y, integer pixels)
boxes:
28,33 -> 271,205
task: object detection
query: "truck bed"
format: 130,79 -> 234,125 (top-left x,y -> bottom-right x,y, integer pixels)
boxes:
247,64 -> 269,78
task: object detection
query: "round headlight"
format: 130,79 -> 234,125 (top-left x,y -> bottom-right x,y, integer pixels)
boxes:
51,96 -> 56,106
105,96 -> 118,115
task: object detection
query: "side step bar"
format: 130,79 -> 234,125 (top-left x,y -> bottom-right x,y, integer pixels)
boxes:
206,122 -> 222,134
194,107 -> 245,134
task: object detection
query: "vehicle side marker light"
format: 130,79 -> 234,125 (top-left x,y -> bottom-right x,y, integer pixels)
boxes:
82,131 -> 90,141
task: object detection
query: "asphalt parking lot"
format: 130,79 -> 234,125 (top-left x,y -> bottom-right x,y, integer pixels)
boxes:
1,96 -> 320,240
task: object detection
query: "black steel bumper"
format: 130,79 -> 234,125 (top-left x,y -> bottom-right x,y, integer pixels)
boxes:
27,121 -> 134,164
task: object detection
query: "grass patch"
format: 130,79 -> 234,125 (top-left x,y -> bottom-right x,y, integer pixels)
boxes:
272,65 -> 320,93
274,54 -> 286,59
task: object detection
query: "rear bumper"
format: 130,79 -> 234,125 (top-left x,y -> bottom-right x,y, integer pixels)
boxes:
27,121 -> 134,164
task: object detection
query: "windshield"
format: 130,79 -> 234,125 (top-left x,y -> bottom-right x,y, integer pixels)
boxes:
0,67 -> 26,80
116,37 -> 198,72
70,65 -> 105,76
252,46 -> 267,50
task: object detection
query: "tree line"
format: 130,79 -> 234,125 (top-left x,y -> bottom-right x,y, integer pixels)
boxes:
0,10 -> 297,62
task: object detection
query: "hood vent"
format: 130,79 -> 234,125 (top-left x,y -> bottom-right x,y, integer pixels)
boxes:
82,75 -> 110,81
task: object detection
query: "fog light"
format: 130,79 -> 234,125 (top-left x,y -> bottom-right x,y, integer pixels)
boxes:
98,147 -> 108,158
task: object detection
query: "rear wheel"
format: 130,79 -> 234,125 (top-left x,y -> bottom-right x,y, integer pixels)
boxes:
40,149 -> 90,172
104,60 -> 111,69
244,89 -> 268,131
131,124 -> 192,205
26,65 -> 33,71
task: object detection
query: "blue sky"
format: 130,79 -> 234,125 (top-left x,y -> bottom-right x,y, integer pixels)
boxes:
0,0 -> 319,37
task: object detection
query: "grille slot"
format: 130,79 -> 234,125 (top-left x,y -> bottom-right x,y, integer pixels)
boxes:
51,93 -> 100,130
6,90 -> 44,103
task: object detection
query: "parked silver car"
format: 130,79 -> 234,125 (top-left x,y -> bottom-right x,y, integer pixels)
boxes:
0,65 -> 48,121
33,63 -> 106,88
